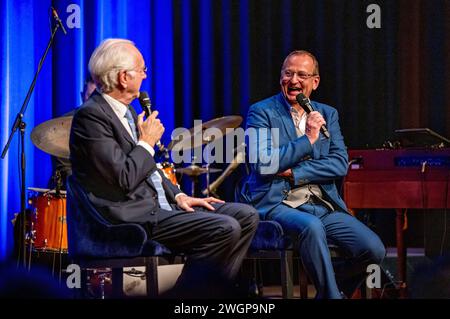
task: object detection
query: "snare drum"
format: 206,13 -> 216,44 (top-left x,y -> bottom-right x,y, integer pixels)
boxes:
28,189 -> 68,252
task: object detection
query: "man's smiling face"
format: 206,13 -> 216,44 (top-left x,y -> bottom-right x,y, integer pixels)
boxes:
280,53 -> 320,106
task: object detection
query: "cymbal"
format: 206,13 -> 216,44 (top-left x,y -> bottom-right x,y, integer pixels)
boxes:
168,115 -> 243,151
176,165 -> 222,177
31,116 -> 72,159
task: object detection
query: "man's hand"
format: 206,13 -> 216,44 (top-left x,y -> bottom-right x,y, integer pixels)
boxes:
277,169 -> 293,180
175,194 -> 225,212
305,111 -> 326,145
137,111 -> 164,147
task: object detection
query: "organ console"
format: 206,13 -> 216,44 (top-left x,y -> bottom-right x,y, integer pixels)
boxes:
344,147 -> 450,297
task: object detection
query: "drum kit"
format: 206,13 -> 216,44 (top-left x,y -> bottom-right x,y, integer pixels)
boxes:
27,113 -> 244,254
27,187 -> 68,252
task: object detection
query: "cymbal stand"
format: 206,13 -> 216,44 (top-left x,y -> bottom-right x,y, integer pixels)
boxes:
1,17 -> 62,268
191,176 -> 198,197
204,136 -> 213,197
190,156 -> 198,197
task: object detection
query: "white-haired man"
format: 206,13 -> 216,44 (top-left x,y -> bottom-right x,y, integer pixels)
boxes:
69,39 -> 258,297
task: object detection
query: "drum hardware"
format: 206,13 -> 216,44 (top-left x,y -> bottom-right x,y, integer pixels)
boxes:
176,163 -> 222,197
54,170 -> 63,196
57,266 -> 112,298
204,136 -> 213,198
28,187 -> 67,196
169,116 -> 242,196
175,164 -> 222,177
202,143 -> 246,196
86,268 -> 112,299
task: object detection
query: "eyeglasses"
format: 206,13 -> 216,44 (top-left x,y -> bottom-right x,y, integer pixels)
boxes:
134,66 -> 148,74
282,70 -> 317,81
126,66 -> 148,75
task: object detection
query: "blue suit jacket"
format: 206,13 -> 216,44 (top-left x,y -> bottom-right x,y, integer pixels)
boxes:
240,93 -> 349,219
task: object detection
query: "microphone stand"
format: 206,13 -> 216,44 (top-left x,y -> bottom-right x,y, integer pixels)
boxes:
1,20 -> 61,268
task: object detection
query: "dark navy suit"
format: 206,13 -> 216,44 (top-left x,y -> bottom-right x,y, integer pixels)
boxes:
241,93 -> 385,298
70,92 -> 259,296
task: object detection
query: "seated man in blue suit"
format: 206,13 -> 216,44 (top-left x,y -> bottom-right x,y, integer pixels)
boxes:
240,50 -> 385,298
70,38 -> 259,298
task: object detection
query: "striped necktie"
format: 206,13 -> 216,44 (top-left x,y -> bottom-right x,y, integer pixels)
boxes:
124,108 -> 138,142
149,173 -> 173,211
124,107 -> 172,211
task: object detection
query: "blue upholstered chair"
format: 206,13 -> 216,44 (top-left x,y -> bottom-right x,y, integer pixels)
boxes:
246,220 -> 299,298
66,176 -> 172,298
234,177 -> 308,299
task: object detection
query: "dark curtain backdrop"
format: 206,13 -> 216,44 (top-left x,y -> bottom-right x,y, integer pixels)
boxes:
173,0 -> 450,148
1,0 -> 449,259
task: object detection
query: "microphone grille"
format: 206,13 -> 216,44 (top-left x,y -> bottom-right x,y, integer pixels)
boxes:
295,93 -> 308,106
139,91 -> 150,105
295,93 -> 314,113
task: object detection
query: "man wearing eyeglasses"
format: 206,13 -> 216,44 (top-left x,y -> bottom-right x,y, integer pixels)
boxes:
240,50 -> 385,298
70,38 -> 258,298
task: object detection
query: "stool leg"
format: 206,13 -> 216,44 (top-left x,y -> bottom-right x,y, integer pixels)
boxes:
255,259 -> 264,297
146,257 -> 159,298
280,250 -> 293,298
298,260 -> 308,299
112,268 -> 124,298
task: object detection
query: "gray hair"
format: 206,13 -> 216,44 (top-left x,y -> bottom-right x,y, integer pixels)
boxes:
88,38 -> 137,93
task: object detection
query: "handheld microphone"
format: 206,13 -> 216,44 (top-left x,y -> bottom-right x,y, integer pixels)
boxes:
296,93 -> 330,139
138,91 -> 166,152
51,7 -> 67,35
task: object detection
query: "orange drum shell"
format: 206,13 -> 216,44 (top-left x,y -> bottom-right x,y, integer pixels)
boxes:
161,165 -> 178,186
32,195 -> 68,252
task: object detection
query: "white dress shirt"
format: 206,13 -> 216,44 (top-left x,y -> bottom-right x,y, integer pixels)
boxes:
101,92 -> 155,156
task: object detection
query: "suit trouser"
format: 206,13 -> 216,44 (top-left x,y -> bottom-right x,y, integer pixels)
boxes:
268,203 -> 386,299
149,202 -> 259,296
